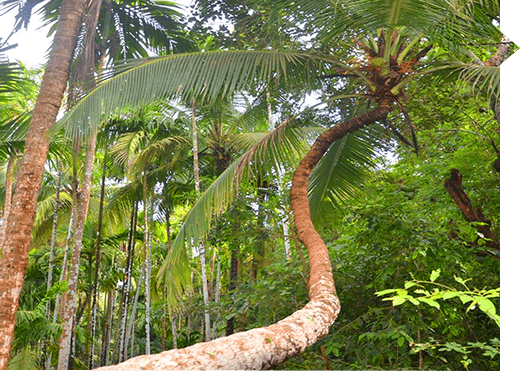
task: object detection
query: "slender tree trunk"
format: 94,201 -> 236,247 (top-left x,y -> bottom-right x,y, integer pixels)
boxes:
0,152 -> 18,248
123,204 -> 139,356
164,207 -> 179,349
0,0 -> 87,367
126,258 -> 146,357
143,174 -> 152,355
101,289 -> 115,366
212,249 -> 221,339
57,212 -> 75,309
225,245 -> 238,336
41,169 -> 61,367
89,152 -> 107,369
46,169 -> 62,317
118,202 -> 137,363
191,100 -> 212,341
58,133 -> 98,369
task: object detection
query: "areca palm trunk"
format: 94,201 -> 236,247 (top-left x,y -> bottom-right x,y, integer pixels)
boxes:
97,101 -> 395,370
191,101 -> 212,342
89,152 -> 107,369
46,169 -> 62,317
118,201 -> 137,363
0,152 -> 18,248
143,172 -> 152,355
0,0 -> 86,367
58,132 -> 97,369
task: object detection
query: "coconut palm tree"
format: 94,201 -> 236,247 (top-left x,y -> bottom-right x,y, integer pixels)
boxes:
0,0 -> 86,367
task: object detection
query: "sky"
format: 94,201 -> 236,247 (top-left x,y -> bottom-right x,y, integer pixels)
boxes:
0,2 -> 52,68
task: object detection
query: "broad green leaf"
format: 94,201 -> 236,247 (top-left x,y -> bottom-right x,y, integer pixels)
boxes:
392,297 -> 407,306
430,268 -> 441,282
417,297 -> 440,309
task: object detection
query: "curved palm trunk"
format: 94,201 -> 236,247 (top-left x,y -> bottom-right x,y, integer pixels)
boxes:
0,0 -> 86,367
96,102 -> 395,370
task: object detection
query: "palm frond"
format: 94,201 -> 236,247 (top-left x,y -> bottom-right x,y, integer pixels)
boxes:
130,135 -> 190,175
452,62 -> 500,100
32,191 -> 73,245
7,348 -> 41,370
56,50 -> 317,140
0,59 -> 22,97
308,126 -> 382,225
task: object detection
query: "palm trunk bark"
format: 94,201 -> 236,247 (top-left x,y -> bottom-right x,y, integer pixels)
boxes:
143,174 -> 152,355
0,152 -> 18,248
118,201 -> 137,363
191,100 -> 212,341
97,102 -> 394,370
58,132 -> 97,369
89,151 -> 107,369
0,3 -> 87,367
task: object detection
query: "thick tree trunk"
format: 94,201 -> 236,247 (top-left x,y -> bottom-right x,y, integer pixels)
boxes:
0,2 -> 87,367
96,103 -> 394,370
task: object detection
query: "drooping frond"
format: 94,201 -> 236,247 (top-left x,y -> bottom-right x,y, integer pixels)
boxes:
349,0 -> 448,31
452,62 -> 500,100
272,0 -> 501,53
0,60 -> 22,98
7,348 -> 41,370
128,135 -> 190,175
32,191 -> 73,245
308,126 -> 383,225
57,50 -> 317,140
110,131 -> 146,170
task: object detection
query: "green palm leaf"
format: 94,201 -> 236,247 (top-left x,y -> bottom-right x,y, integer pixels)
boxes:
453,62 -> 500,100
56,50 -> 316,140
308,126 -> 382,225
7,348 -> 41,370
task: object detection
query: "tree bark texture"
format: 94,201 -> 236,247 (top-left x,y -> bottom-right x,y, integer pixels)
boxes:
0,1 -> 87,368
444,168 -> 500,252
96,103 -> 394,370
58,133 -> 98,369
0,152 -> 18,248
